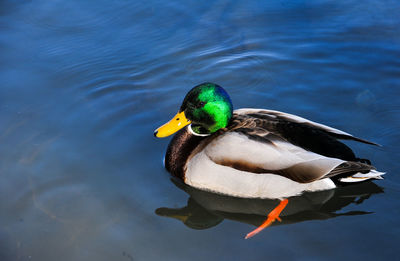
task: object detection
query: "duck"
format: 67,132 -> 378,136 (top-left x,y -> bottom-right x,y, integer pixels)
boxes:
154,82 -> 384,238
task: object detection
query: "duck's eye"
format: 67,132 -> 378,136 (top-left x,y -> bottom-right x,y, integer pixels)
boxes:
198,101 -> 206,108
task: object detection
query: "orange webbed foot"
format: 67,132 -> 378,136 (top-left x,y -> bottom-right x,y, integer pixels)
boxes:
245,199 -> 289,239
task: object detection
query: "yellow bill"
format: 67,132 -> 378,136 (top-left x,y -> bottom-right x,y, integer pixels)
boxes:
154,111 -> 191,138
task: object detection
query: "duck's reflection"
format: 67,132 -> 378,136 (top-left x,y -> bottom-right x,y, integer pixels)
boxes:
156,179 -> 383,230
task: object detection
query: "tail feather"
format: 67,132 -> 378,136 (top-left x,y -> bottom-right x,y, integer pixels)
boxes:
339,170 -> 385,183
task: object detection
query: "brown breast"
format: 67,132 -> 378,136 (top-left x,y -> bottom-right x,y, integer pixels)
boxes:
164,127 -> 207,180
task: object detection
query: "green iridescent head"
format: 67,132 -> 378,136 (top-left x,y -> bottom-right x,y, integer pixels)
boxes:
154,83 -> 233,137
181,83 -> 233,134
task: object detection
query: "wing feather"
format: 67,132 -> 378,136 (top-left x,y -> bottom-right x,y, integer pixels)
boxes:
234,109 -> 380,146
204,132 -> 346,183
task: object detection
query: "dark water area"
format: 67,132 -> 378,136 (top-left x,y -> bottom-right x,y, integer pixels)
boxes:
1,0 -> 399,260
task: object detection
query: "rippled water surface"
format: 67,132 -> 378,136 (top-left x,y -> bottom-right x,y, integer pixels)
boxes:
1,1 -> 400,260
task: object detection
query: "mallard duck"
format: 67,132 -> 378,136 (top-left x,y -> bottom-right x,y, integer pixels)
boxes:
154,82 -> 384,238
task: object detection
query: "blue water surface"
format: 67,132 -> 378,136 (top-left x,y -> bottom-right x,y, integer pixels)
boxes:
1,0 -> 399,260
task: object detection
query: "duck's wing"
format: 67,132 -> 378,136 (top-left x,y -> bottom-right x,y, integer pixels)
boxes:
234,109 -> 380,146
231,109 -> 379,161
203,131 -> 374,184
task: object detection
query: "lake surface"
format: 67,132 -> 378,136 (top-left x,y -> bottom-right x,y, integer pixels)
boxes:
1,0 -> 399,260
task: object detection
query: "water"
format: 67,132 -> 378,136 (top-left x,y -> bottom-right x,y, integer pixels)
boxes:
1,0 -> 399,260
